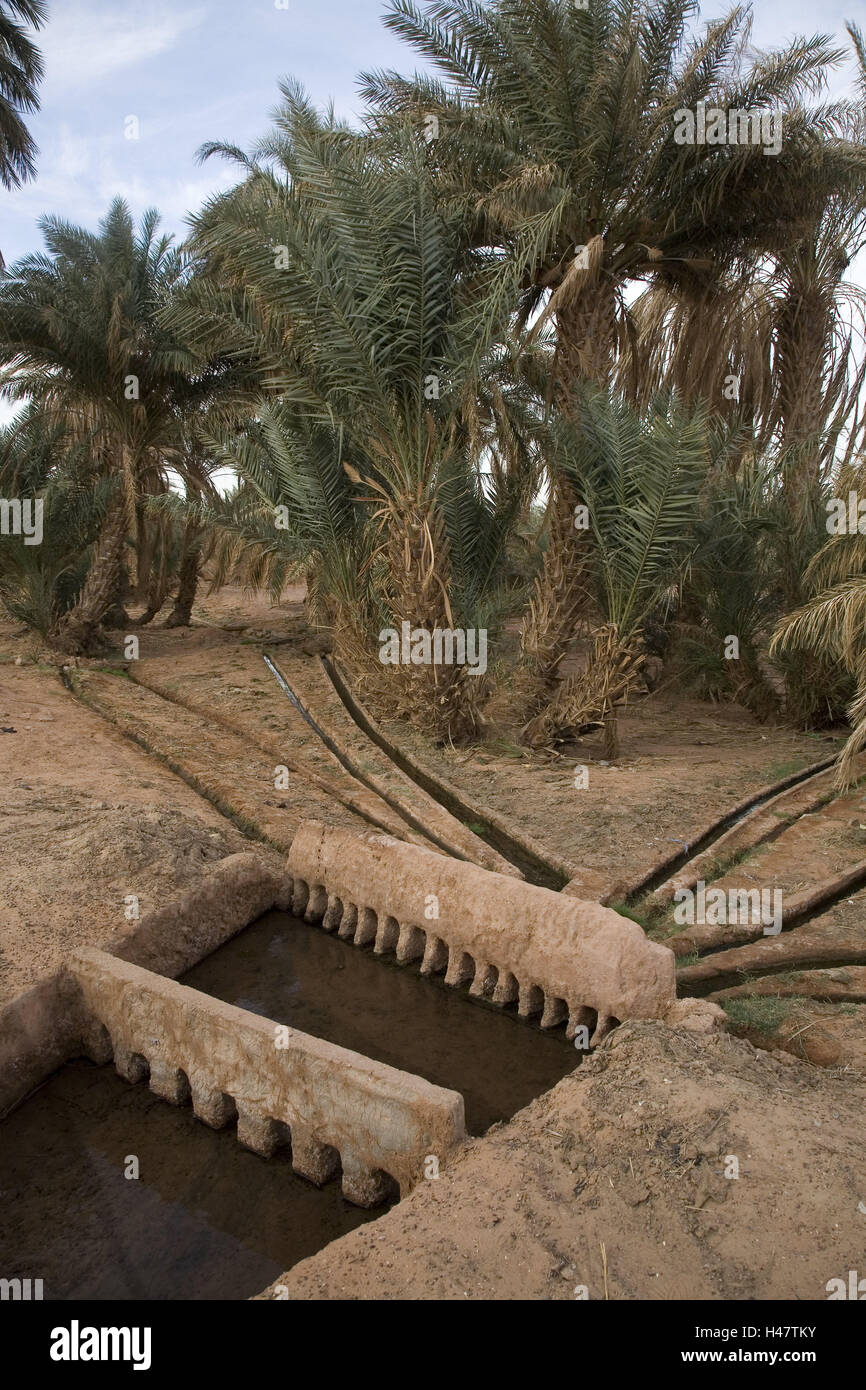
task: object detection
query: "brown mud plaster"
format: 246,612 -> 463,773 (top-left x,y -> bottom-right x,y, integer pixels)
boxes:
287,821 -> 677,1039
68,947 -> 465,1206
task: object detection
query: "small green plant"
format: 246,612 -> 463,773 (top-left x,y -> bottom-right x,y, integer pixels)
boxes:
608,901 -> 653,930
765,759 -> 810,782
722,994 -> 793,1036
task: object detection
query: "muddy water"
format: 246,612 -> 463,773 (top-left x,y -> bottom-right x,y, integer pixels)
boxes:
181,909 -> 578,1135
0,1058 -> 380,1300
0,913 -> 577,1299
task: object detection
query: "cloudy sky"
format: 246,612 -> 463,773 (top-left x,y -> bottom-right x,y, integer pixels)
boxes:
1,0 -> 418,268
0,0 -> 864,437
3,0 -> 864,270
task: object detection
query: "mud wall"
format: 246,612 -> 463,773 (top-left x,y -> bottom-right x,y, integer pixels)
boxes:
106,851 -> 292,977
0,972 -> 83,1117
0,852 -> 290,1117
288,821 -> 677,1040
70,947 -> 465,1205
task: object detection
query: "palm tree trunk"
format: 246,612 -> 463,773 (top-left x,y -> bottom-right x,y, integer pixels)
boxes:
553,287 -> 617,407
602,709 -> 619,761
138,578 -> 169,625
776,282 -> 840,724
519,474 -> 591,701
134,503 -> 155,603
518,286 -> 614,729
103,558 -> 131,627
164,531 -> 200,628
55,495 -> 129,654
379,490 -> 484,744
776,287 -> 832,481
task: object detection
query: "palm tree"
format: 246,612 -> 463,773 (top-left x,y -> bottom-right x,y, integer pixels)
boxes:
619,21 -> 866,725
362,0 -> 845,705
0,0 -> 47,270
172,89 -> 530,740
0,405 -> 113,637
624,141 -> 866,507
181,406 -> 375,656
521,388 -> 708,756
0,198 -> 237,652
0,0 -> 46,190
767,32 -> 866,759
677,451 -> 787,719
771,457 -> 866,785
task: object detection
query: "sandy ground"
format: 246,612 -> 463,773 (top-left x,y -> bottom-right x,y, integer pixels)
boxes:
2,585 -> 866,1301
0,664 -> 275,1002
385,697 -> 841,898
261,1020 -> 866,1301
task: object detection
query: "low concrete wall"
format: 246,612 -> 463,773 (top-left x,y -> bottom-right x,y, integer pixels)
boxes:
0,972 -> 83,1118
106,851 -> 292,978
288,821 -> 676,1042
69,947 -> 465,1206
0,852 -> 290,1117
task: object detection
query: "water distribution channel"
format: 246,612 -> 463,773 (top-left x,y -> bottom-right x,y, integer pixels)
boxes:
181,910 -> 578,1136
0,911 -> 578,1299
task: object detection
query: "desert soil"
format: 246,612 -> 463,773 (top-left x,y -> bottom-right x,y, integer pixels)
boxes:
260,1020 -> 866,1301
2,584 -> 865,1300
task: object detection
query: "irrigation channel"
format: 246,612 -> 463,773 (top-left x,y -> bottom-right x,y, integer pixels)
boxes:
12,655 -> 866,1299
181,908 -> 577,1136
0,911 -> 576,1301
612,756 -> 866,1023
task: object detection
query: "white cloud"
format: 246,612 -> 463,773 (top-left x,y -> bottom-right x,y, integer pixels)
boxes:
40,3 -> 205,90
55,125 -> 91,181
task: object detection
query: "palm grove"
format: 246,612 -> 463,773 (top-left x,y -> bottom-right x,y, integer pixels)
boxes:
2,0 -> 866,771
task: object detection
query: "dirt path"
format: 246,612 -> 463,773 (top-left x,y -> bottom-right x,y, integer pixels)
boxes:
0,666 -> 271,1001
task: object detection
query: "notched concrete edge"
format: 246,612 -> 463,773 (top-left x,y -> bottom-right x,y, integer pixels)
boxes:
287,820 -> 677,1042
69,947 -> 465,1207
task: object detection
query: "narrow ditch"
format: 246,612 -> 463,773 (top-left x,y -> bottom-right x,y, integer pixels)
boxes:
264,655 -> 466,862
320,655 -> 567,889
681,951 -> 866,997
624,756 -> 838,902
0,1058 -> 382,1300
